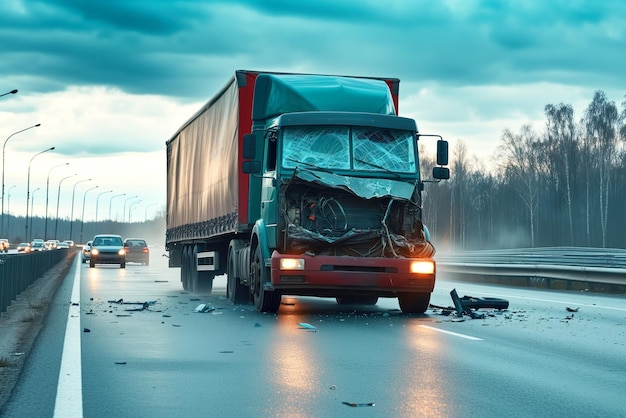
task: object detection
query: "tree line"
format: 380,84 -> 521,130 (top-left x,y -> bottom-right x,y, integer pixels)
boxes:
422,90 -> 626,250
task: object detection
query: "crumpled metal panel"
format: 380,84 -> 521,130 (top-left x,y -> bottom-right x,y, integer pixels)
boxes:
253,74 -> 397,121
292,169 -> 416,200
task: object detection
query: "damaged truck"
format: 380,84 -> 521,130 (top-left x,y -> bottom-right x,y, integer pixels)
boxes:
165,70 -> 449,313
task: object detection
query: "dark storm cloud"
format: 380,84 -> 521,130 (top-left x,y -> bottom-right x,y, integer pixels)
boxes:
1,0 -> 624,99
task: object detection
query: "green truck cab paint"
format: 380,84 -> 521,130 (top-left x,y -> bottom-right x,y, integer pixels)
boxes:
165,70 -> 449,313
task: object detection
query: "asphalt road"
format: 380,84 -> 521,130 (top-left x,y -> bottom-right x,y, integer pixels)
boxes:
2,253 -> 625,417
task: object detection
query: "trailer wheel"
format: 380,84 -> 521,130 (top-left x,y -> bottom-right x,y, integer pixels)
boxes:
189,245 -> 199,293
227,244 -> 248,304
397,292 -> 431,314
252,246 -> 281,312
181,245 -> 190,291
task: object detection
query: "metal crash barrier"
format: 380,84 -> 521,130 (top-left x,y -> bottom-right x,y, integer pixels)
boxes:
0,249 -> 74,315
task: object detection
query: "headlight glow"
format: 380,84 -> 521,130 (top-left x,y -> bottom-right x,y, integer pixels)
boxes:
118,249 -> 125,256
410,260 -> 435,275
91,248 -> 99,256
280,258 -> 305,270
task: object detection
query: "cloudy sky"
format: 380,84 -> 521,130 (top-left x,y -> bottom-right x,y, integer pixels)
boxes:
1,0 -> 624,230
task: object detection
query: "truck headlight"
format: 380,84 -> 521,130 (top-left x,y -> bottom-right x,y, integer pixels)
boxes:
280,258 -> 305,270
410,260 -> 434,275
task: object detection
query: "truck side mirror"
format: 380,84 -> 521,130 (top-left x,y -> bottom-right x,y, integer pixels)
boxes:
242,161 -> 261,174
243,134 -> 255,159
436,139 -> 448,166
433,166 -> 450,180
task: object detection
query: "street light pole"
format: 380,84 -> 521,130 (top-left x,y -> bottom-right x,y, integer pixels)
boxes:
6,185 -> 15,238
69,179 -> 91,242
55,174 -> 77,239
29,188 -> 40,239
95,190 -> 113,225
144,203 -> 159,222
1,123 -> 41,236
108,193 -> 125,221
79,185 -> 98,244
45,162 -> 69,240
25,146 -> 55,242
0,89 -> 18,98
123,196 -> 138,223
128,200 -> 142,223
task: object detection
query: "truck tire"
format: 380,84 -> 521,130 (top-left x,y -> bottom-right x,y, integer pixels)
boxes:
397,292 -> 431,314
181,245 -> 190,291
189,245 -> 199,293
252,246 -> 281,312
336,296 -> 379,305
227,244 -> 248,304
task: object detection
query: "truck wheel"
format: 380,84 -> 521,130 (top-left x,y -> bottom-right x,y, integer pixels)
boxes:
252,246 -> 281,312
336,296 -> 379,305
187,245 -> 197,293
181,246 -> 190,291
397,292 -> 431,314
227,245 -> 248,304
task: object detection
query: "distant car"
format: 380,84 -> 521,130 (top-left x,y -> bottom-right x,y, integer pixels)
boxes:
89,234 -> 125,268
0,239 -> 9,253
45,240 -> 59,250
56,241 -> 70,249
17,242 -> 31,252
81,241 -> 92,263
123,238 -> 150,266
63,240 -> 75,247
31,241 -> 45,251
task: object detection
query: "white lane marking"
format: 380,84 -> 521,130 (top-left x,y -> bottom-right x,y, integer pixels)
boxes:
54,255 -> 83,418
419,325 -> 484,341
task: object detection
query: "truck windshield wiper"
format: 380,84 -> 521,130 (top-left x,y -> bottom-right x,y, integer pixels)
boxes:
285,157 -> 333,173
354,158 -> 401,179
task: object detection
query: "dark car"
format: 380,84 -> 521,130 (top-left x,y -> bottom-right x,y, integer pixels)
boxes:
89,234 -> 125,268
123,238 -> 149,265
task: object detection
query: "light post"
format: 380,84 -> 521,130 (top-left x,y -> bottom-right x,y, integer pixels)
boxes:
144,202 -> 158,222
6,185 -> 15,237
0,89 -> 18,98
55,174 -> 77,239
95,190 -> 113,224
25,146 -> 55,242
69,179 -> 91,242
128,200 -> 142,223
108,193 -> 125,221
123,196 -> 138,223
29,188 -> 40,239
45,162 -> 69,240
79,185 -> 98,244
1,123 -> 41,235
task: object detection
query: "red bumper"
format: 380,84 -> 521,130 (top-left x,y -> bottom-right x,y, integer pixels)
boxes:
270,251 -> 435,295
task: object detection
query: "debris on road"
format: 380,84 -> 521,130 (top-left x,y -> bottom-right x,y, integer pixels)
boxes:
298,322 -> 317,331
434,289 -> 510,319
194,303 -> 215,313
566,307 -> 579,312
107,299 -> 157,306
342,402 -> 375,407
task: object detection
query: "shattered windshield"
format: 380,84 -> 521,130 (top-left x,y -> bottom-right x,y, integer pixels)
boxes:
353,128 -> 416,173
282,126 -> 350,169
281,126 -> 417,173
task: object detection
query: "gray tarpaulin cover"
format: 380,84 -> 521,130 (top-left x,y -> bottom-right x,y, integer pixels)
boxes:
167,79 -> 240,230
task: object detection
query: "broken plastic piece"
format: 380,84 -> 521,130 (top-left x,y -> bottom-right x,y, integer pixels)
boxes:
298,322 -> 316,330
342,402 -> 375,407
194,303 -> 215,313
450,289 -> 509,319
